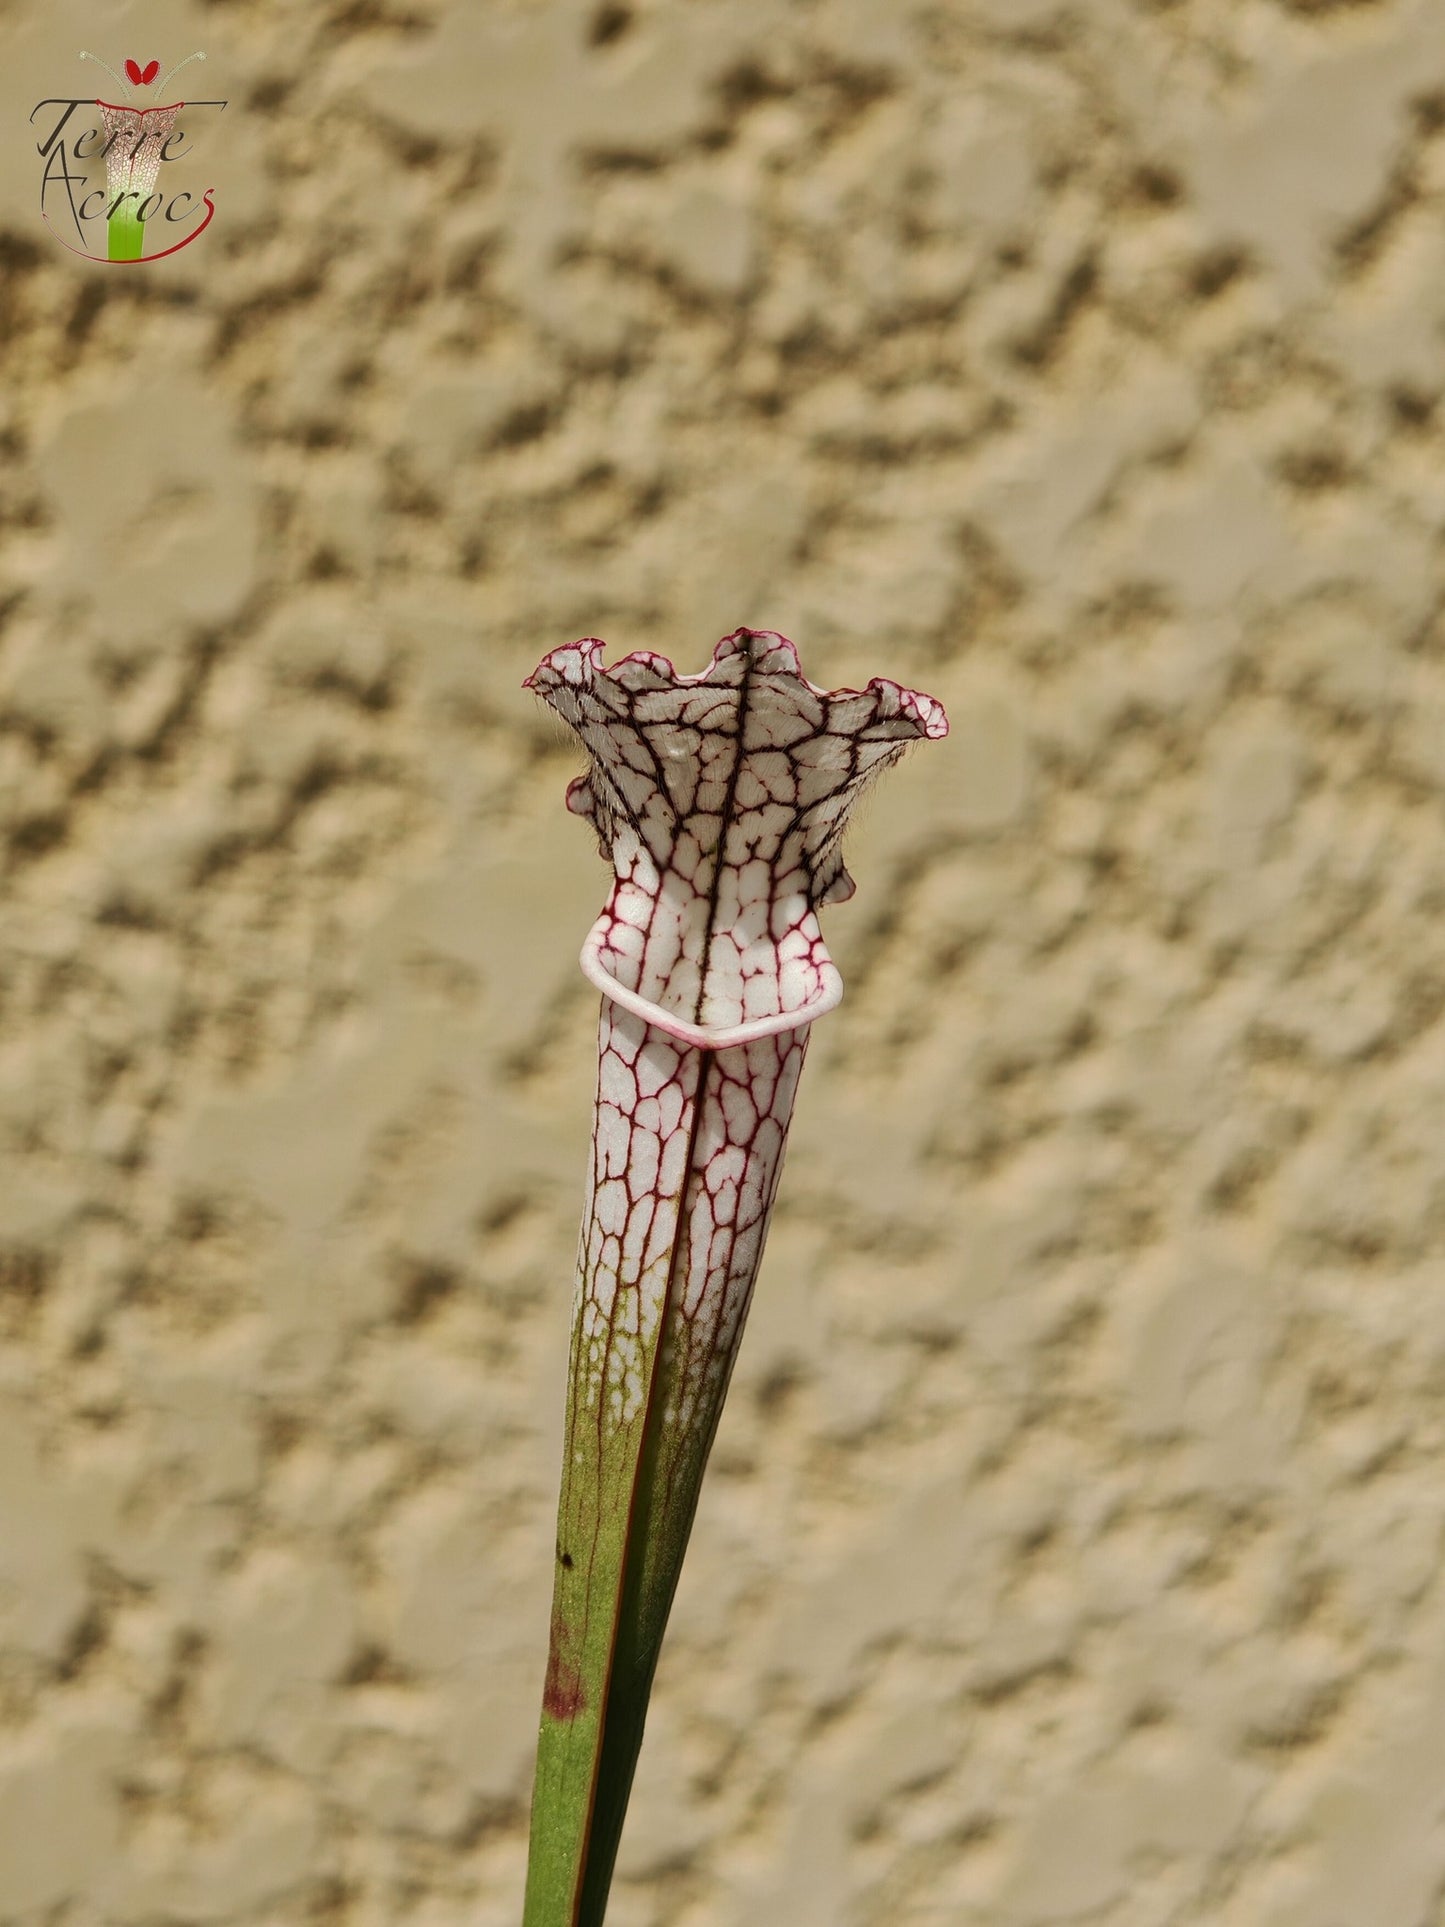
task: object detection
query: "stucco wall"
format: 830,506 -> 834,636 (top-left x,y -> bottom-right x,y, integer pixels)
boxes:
3,2 -> 1445,1922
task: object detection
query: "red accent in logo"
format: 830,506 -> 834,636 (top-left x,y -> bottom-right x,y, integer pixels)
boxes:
124,58 -> 161,86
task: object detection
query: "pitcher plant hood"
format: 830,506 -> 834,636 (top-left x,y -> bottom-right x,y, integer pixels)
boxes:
525,627 -> 948,1047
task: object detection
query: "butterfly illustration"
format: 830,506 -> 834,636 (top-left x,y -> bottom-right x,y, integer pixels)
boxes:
78,49 -> 206,104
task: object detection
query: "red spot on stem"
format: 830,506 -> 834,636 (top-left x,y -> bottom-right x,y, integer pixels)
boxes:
543,1612 -> 587,1721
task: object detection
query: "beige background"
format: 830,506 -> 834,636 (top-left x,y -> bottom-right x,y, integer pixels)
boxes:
3,1 -> 1445,1922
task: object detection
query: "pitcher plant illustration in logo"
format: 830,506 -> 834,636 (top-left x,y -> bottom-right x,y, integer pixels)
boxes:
31,51 -> 228,263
